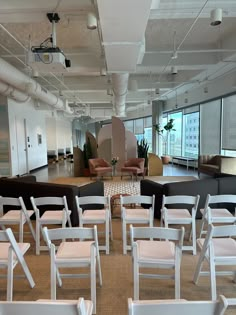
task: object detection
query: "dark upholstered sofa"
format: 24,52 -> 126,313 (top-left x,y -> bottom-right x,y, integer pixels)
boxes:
0,175 -> 104,226
140,176 -> 236,219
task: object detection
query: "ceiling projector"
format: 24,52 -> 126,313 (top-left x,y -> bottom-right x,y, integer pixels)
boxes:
28,47 -> 71,73
27,12 -> 71,73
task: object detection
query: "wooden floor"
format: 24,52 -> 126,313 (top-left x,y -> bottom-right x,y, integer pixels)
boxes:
31,160 -> 199,182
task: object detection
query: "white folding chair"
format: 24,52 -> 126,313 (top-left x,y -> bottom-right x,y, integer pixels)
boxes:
42,226 -> 102,314
0,196 -> 36,242
128,295 -> 228,315
75,195 -> 113,254
30,196 -> 72,255
130,225 -> 184,300
160,195 -> 200,255
193,224 -> 236,300
199,194 -> 236,238
0,228 -> 35,301
0,297 -> 93,315
120,195 -> 155,255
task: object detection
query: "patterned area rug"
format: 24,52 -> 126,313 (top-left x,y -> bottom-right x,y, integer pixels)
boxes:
104,181 -> 140,196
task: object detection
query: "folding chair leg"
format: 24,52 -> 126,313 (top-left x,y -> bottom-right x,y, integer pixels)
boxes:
19,222 -> 24,243
193,247 -> 206,284
209,252 -> 217,300
133,249 -> 139,300
105,218 -> 109,255
122,220 -> 127,255
91,246 -> 96,314
51,246 -> 57,300
18,256 -> 35,289
191,222 -> 197,255
175,247 -> 181,299
7,248 -> 14,301
36,221 -> 40,255
27,219 -> 36,241
199,217 -> 206,238
109,215 -> 113,241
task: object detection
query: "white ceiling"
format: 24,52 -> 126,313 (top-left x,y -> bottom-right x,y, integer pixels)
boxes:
1,0 -> 236,120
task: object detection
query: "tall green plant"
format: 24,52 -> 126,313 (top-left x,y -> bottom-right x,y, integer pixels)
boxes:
137,138 -> 149,167
154,118 -> 176,155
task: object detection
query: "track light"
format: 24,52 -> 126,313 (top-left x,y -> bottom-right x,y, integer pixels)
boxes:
171,66 -> 178,75
155,88 -> 160,95
210,8 -> 222,26
204,86 -> 208,93
100,67 -> 107,76
87,12 -> 97,30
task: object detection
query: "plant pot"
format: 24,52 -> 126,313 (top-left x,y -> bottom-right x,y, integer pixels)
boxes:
161,155 -> 171,164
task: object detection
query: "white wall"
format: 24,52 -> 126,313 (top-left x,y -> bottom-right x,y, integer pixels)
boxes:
8,98 -> 48,175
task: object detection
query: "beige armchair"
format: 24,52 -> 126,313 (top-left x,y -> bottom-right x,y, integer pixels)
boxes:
88,158 -> 112,179
121,158 -> 145,181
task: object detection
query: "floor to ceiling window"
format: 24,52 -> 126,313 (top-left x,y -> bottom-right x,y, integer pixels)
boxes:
169,111 -> 182,156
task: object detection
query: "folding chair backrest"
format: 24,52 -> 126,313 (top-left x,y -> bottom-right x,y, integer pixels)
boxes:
130,225 -> 185,245
0,196 -> 22,216
162,195 -> 200,207
31,196 -> 67,208
207,194 -> 236,205
208,224 -> 236,238
0,297 -> 91,315
43,226 -> 99,248
76,196 -> 110,206
121,195 -> 155,207
128,296 -> 228,315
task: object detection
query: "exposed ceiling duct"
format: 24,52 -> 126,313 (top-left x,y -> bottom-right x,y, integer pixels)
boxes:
0,56 -> 73,113
0,79 -> 31,103
112,73 -> 129,117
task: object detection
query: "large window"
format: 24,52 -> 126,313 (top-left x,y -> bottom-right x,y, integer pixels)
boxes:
169,112 -> 182,156
183,111 -> 199,158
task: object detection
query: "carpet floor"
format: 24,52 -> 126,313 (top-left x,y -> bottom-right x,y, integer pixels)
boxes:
0,220 -> 235,314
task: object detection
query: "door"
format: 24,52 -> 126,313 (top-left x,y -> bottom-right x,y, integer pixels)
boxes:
15,117 -> 28,175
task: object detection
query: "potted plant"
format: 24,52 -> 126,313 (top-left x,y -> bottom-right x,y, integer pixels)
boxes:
137,138 -> 149,174
154,118 -> 175,164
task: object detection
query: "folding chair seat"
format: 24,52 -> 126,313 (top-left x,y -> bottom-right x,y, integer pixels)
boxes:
30,196 -> 72,255
0,228 -> 35,301
0,297 -> 93,315
120,195 -> 155,255
130,225 -> 184,299
75,195 -> 112,254
160,195 -> 200,255
199,194 -> 236,238
128,295 -> 229,315
0,196 -> 35,243
42,226 -> 102,314
193,224 -> 236,300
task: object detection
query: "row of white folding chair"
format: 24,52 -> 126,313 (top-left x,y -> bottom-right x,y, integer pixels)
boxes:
0,227 -> 35,301
42,225 -> 102,314
0,298 -> 93,315
128,295 -> 229,315
199,194 -> 236,238
130,225 -> 185,300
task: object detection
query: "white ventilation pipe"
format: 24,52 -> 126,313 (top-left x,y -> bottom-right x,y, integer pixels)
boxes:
112,73 -> 129,117
0,79 -> 31,102
0,57 -> 64,109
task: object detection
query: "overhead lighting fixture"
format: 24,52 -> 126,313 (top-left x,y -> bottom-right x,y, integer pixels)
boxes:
100,67 -> 107,76
210,8 -> 222,26
87,12 -> 97,30
155,88 -> 160,95
107,88 -> 113,96
171,66 -> 178,75
204,86 -> 208,93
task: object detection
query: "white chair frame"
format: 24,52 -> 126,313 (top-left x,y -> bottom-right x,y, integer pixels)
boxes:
0,196 -> 36,242
0,228 -> 35,301
0,297 -> 93,315
199,194 -> 236,238
75,195 -> 113,254
128,295 -> 228,315
130,225 -> 184,300
160,194 -> 200,255
42,226 -> 102,314
193,224 -> 236,300
30,196 -> 72,255
120,195 -> 155,255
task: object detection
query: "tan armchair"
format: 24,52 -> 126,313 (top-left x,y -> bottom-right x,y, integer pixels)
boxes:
121,158 -> 145,181
198,154 -> 236,177
88,158 -> 112,179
